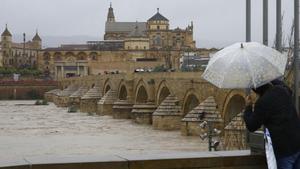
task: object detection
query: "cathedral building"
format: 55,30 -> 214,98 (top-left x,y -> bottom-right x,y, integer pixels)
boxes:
104,5 -> 195,50
0,25 -> 42,68
36,4 -> 198,80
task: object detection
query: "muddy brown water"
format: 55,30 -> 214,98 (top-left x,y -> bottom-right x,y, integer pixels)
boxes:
0,101 -> 207,159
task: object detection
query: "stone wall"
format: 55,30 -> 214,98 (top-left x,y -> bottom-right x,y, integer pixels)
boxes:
80,99 -> 99,113
0,151 -> 266,169
0,80 -> 57,100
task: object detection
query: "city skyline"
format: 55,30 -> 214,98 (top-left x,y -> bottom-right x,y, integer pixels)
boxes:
0,0 -> 294,48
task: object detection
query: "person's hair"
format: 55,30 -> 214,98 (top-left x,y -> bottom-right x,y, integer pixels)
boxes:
252,83 -> 273,96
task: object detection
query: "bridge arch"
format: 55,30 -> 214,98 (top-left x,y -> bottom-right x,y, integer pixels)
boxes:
135,79 -> 148,103
222,90 -> 246,125
117,80 -> 128,100
182,89 -> 200,116
156,80 -> 171,105
103,78 -> 112,94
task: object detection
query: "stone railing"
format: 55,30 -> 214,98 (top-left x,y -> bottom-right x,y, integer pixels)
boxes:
0,150 -> 266,169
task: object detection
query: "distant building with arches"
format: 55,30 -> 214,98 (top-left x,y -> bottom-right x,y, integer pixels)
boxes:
1,4 -> 210,80
0,25 -> 41,68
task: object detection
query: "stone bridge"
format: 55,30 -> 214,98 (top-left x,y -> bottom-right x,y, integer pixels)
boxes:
47,72 -> 248,150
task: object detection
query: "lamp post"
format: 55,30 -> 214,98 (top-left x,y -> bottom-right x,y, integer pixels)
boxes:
263,0 -> 268,45
246,0 -> 251,42
276,0 -> 282,52
199,120 -> 221,151
294,0 -> 300,113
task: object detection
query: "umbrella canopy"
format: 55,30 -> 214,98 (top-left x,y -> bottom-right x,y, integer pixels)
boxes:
202,42 -> 287,89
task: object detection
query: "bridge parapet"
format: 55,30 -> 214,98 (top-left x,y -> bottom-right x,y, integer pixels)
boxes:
0,151 -> 266,169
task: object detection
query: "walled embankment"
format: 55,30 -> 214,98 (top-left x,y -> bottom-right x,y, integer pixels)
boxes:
0,80 -> 57,100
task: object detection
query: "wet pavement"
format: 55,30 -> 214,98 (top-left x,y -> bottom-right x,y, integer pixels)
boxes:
0,101 -> 206,159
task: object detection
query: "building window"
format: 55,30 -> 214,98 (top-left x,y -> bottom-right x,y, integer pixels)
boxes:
154,36 -> 161,46
135,46 -> 138,50
144,46 -> 146,50
157,25 -> 160,30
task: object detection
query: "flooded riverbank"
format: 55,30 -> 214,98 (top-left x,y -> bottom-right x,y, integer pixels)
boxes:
0,101 -> 206,159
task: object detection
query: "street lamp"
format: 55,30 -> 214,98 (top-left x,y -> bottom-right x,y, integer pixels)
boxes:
199,120 -> 221,151
294,0 -> 300,113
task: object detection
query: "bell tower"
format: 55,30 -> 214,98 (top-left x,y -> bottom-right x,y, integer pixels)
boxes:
1,24 -> 12,67
107,3 -> 115,22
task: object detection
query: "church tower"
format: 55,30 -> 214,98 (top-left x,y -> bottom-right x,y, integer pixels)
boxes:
107,3 -> 115,22
1,24 -> 12,49
1,24 -> 12,67
32,29 -> 42,49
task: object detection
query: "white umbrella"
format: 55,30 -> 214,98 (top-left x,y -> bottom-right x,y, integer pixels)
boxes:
202,42 -> 287,89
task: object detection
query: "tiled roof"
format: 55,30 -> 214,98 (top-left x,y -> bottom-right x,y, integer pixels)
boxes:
1,27 -> 12,36
43,44 -> 89,51
105,22 -> 146,33
32,33 -> 42,41
128,24 -> 147,38
148,12 -> 169,21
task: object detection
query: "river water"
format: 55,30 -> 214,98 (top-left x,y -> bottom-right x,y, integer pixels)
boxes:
0,101 -> 206,159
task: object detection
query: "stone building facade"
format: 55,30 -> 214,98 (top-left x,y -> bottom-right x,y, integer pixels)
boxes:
104,5 -> 195,50
39,48 -> 182,80
37,4 -> 201,80
0,25 -> 42,68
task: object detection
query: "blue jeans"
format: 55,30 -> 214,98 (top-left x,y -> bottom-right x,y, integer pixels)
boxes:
277,151 -> 300,169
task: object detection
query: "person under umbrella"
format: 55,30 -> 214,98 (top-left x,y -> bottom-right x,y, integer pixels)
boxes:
244,80 -> 300,169
202,42 -> 298,168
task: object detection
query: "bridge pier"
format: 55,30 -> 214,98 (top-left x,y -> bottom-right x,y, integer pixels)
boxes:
112,100 -> 134,119
152,94 -> 182,130
69,86 -> 89,110
131,102 -> 157,124
55,84 -> 78,107
181,97 -> 223,136
97,90 -> 117,116
80,85 -> 102,113
47,73 -> 253,151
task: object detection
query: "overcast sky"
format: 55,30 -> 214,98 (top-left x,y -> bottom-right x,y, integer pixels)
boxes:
0,0 -> 294,48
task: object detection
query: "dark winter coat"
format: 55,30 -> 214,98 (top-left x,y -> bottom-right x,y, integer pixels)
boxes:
244,85 -> 300,158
